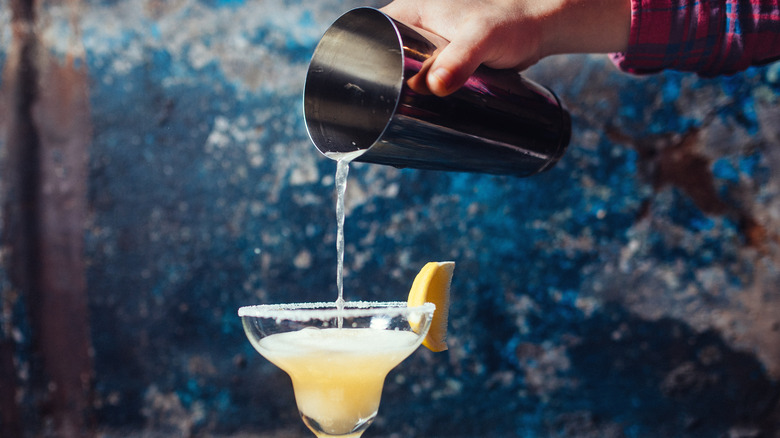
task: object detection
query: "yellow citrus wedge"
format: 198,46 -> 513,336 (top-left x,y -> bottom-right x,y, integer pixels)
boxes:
407,261 -> 454,352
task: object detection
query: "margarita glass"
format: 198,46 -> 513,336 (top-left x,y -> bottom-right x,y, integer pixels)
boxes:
238,301 -> 435,438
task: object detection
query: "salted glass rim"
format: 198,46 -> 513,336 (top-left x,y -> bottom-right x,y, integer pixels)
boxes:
238,301 -> 435,321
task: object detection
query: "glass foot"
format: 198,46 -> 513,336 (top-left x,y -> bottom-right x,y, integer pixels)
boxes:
301,411 -> 376,438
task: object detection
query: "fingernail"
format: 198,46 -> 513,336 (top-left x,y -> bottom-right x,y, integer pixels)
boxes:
430,68 -> 453,93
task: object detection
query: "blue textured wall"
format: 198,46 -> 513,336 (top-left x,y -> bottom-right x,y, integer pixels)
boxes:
1,0 -> 779,436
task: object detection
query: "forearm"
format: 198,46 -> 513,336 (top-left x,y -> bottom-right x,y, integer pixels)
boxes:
380,0 -> 632,95
541,0 -> 631,57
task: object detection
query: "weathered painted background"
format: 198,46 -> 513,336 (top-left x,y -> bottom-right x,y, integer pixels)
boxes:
1,0 -> 779,437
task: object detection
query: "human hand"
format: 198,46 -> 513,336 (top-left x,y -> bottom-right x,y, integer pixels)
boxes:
381,0 -> 630,96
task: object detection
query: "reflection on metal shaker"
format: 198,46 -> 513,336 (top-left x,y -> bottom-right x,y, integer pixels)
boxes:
304,7 -> 571,176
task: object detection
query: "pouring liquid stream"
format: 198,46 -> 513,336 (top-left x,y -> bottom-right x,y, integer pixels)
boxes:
329,150 -> 364,328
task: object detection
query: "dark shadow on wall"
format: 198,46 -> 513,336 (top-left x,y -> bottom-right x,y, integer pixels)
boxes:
375,302 -> 779,438
565,303 -> 780,437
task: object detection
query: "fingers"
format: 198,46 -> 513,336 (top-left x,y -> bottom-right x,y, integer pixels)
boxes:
426,32 -> 486,96
381,0 -> 532,96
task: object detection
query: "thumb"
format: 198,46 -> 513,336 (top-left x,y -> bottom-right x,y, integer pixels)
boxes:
426,38 -> 485,96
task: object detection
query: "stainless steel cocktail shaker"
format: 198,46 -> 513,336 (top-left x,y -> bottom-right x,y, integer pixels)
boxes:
304,7 -> 571,176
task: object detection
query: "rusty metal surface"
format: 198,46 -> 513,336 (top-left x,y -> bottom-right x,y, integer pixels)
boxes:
1,0 -> 94,436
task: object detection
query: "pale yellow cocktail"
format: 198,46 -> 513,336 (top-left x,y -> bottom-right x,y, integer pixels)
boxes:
257,328 -> 421,437
239,301 -> 435,437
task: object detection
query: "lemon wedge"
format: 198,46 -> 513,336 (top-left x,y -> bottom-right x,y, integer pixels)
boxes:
408,261 -> 454,352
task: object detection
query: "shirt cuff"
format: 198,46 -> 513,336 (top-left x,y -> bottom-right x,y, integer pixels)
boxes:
609,0 -> 705,75
611,0 -> 780,76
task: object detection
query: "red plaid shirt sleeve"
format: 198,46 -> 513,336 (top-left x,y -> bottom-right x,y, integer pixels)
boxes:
610,0 -> 780,75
